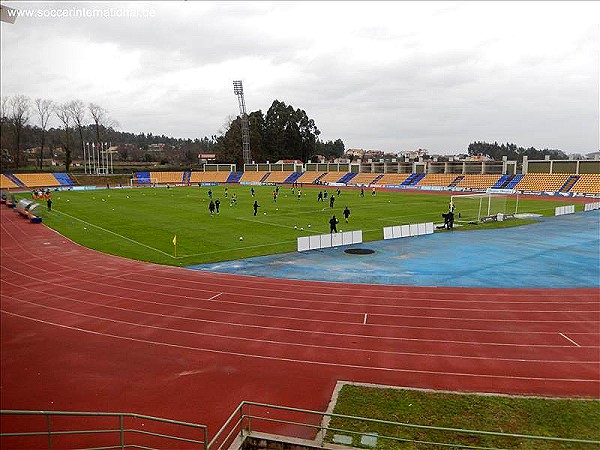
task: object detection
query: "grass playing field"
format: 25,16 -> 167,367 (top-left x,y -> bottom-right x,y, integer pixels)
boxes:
14,185 -> 581,266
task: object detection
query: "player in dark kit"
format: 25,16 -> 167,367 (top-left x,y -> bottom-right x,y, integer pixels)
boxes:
343,206 -> 350,223
329,215 -> 339,233
253,200 -> 260,216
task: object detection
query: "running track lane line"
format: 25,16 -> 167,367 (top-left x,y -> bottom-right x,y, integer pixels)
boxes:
6,294 -> 594,364
2,310 -> 595,383
560,333 -> 581,347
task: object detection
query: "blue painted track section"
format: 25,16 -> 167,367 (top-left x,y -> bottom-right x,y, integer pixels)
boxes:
188,211 -> 600,288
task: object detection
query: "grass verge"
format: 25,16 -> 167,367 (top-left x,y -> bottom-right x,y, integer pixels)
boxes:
325,384 -> 600,449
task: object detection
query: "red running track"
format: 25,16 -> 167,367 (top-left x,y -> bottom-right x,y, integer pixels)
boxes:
1,206 -> 599,443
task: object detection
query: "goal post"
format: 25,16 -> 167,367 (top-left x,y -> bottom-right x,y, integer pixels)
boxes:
129,177 -> 158,187
450,192 -> 519,223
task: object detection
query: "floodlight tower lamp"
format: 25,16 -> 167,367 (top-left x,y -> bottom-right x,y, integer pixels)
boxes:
233,80 -> 252,165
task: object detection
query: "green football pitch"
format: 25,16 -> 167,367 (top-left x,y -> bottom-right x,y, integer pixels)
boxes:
17,185 -> 579,266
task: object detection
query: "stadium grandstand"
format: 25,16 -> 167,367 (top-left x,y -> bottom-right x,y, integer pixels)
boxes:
0,156 -> 600,196
2,162 -> 599,195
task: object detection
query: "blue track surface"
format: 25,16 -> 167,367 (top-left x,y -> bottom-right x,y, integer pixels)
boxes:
188,211 -> 600,288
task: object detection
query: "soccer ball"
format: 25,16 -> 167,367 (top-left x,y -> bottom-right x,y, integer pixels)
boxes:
308,224 -> 311,228
300,227 -> 304,231
239,236 -> 244,241
264,212 -> 267,215
294,225 -> 297,229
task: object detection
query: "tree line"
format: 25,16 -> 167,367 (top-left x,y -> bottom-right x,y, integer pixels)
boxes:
214,99 -> 345,167
1,95 -> 122,171
468,141 -> 568,161
1,95 -> 344,171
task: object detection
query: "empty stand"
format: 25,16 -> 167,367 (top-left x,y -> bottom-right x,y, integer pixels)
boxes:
376,174 -> 412,185
266,171 -> 294,183
347,173 -> 377,185
150,171 -> 185,184
515,174 -> 570,192
300,172 -> 327,183
457,175 -> 502,190
14,173 -> 62,187
239,171 -> 268,183
571,174 -> 600,194
416,174 -> 459,187
1,174 -> 19,189
319,172 -> 346,183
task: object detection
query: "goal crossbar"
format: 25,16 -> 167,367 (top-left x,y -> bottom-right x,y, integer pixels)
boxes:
450,192 -> 519,223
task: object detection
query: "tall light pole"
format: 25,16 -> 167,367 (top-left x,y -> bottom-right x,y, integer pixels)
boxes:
233,80 -> 252,165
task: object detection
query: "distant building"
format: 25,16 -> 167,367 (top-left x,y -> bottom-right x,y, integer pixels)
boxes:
398,148 -> 429,160
198,153 -> 216,163
148,143 -> 166,152
275,159 -> 303,164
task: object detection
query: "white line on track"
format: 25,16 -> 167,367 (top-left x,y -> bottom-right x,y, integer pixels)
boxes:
1,309 -> 595,382
208,292 -> 222,301
3,270 -> 594,330
363,313 -> 368,325
559,333 -> 581,347
5,279 -> 595,350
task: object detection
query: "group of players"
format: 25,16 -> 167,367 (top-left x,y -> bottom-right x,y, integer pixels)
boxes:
31,188 -> 53,211
204,184 -> 369,232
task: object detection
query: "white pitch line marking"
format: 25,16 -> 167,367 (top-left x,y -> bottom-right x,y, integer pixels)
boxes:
363,313 -> 368,325
559,333 -> 580,347
208,292 -> 222,301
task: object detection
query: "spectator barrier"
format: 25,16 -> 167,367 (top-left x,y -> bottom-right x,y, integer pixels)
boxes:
555,205 -> 575,216
584,202 -> 600,211
297,230 -> 363,252
383,222 -> 434,240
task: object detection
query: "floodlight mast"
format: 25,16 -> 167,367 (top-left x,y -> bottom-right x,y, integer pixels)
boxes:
233,80 -> 252,165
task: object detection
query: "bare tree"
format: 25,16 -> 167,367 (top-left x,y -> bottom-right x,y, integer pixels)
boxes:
8,95 -> 30,168
35,98 -> 54,170
67,100 -> 87,170
55,103 -> 73,171
0,97 -> 11,167
88,103 -> 117,144
89,103 -> 119,171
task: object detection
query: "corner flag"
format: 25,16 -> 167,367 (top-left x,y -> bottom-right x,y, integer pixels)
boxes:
173,235 -> 177,258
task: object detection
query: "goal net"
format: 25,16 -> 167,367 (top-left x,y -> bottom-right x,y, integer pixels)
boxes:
129,177 -> 159,187
450,193 -> 518,223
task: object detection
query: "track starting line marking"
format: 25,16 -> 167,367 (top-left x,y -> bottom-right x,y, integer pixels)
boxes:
559,333 -> 580,347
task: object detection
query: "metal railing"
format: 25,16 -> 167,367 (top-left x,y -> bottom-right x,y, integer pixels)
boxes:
0,410 -> 207,450
3,403 -> 599,450
208,401 -> 600,450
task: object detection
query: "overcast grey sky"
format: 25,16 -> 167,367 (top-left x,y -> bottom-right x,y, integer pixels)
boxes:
1,1 -> 598,154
